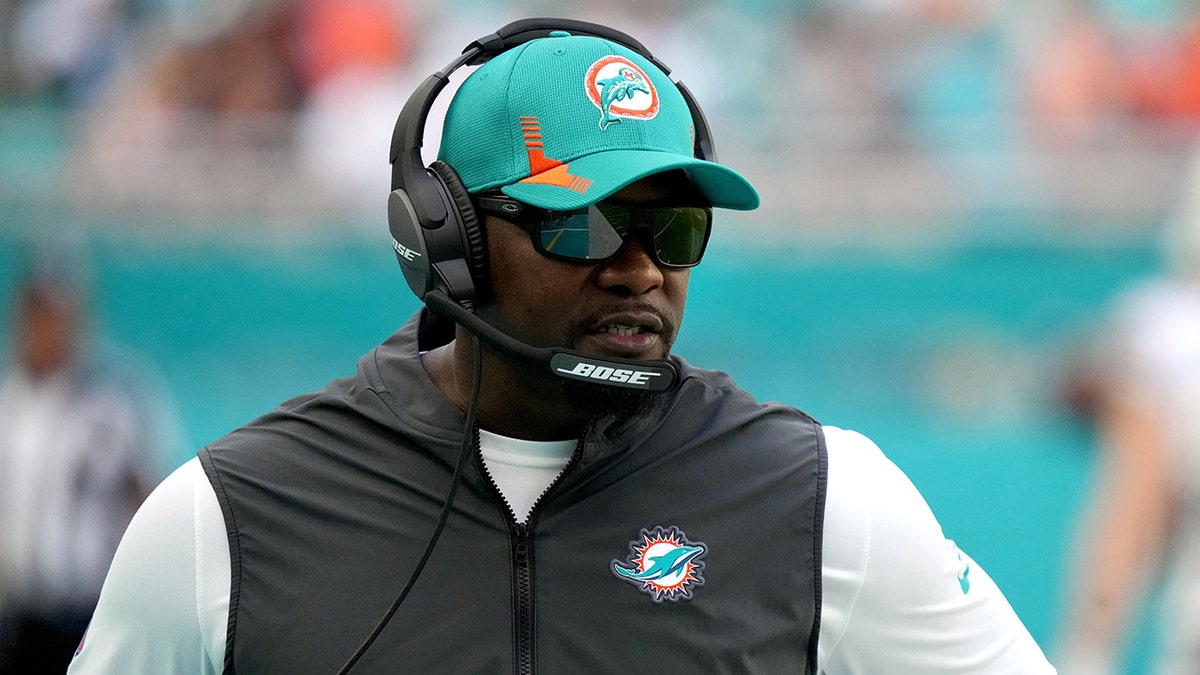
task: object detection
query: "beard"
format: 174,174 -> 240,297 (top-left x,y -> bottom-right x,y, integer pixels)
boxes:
558,302 -> 676,424
560,377 -> 665,424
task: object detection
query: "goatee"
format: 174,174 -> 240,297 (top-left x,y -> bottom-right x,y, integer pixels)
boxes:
561,302 -> 675,424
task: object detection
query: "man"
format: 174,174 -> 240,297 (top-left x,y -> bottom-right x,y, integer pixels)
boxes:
1055,141 -> 1200,674
0,267 -> 170,673
69,19 -> 1056,674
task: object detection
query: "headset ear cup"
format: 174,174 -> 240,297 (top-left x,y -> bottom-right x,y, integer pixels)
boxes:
430,160 -> 489,300
388,185 -> 433,300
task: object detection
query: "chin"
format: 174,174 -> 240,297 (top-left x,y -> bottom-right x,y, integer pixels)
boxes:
561,378 -> 666,425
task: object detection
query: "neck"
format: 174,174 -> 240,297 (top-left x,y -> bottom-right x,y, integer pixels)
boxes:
422,332 -> 592,441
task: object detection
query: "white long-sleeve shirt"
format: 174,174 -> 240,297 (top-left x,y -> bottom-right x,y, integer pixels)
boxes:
68,426 -> 1055,673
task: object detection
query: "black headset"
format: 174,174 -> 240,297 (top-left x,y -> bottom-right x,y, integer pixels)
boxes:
386,17 -> 719,310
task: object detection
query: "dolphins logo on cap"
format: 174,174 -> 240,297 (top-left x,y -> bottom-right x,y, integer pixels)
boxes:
585,55 -> 660,130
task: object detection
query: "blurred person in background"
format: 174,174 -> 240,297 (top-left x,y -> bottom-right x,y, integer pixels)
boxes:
1,0 -> 136,103
1056,141 -> 1200,674
0,261 -> 180,674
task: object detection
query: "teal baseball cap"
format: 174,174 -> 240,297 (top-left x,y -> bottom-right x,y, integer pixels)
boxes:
437,31 -> 760,211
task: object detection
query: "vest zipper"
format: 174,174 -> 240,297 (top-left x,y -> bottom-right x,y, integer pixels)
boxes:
513,522 -> 534,675
490,427 -> 591,675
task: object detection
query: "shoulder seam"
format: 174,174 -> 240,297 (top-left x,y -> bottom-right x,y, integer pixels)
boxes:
198,447 -> 242,674
808,420 -> 829,674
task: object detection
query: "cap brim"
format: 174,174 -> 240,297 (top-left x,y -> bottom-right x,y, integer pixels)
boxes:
500,149 -> 760,211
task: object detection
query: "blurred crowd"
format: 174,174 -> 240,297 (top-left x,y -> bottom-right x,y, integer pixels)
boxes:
6,0 -> 1200,128
3,0 -> 1200,228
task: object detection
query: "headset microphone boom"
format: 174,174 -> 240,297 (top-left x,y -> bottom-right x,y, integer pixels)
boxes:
422,289 -> 679,392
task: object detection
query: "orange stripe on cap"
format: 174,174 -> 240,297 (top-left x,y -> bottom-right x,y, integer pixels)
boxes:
517,116 -> 591,194
568,174 -> 593,193
519,164 -> 592,194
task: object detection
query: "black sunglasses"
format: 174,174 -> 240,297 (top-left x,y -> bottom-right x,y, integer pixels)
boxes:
474,193 -> 713,268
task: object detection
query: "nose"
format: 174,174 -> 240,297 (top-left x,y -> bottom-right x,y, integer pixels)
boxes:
595,233 -> 664,296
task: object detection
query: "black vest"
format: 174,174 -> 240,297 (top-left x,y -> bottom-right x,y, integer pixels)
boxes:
199,311 -> 827,674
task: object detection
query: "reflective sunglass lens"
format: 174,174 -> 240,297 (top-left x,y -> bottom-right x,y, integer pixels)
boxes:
540,210 -> 612,260
653,207 -> 709,266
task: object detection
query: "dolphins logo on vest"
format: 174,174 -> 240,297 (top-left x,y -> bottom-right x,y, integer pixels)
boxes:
611,525 -> 707,603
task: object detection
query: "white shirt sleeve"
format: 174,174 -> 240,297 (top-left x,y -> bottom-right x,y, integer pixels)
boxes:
67,457 -> 229,674
817,426 -> 1056,674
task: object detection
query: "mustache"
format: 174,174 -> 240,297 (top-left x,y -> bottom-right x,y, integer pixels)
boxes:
566,301 -> 677,351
